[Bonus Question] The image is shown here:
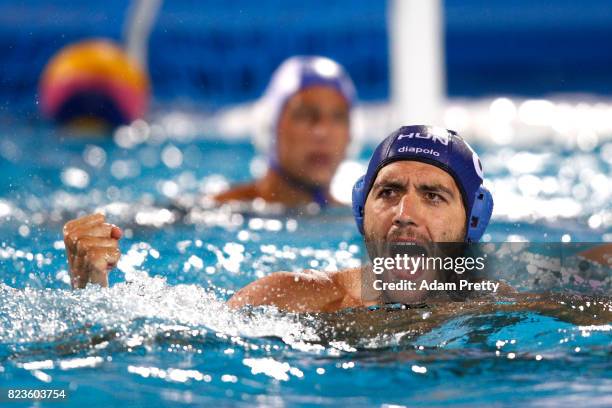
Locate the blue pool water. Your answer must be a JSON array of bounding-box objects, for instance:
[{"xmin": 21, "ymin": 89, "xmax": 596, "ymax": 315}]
[{"xmin": 0, "ymin": 118, "xmax": 611, "ymax": 407}]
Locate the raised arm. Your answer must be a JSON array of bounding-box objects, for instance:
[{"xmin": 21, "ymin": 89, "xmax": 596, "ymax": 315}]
[{"xmin": 63, "ymin": 213, "xmax": 123, "ymax": 288}]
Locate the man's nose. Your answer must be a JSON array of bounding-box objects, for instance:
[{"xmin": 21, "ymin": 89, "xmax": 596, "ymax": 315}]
[
  {"xmin": 392, "ymin": 193, "xmax": 423, "ymax": 228},
  {"xmin": 311, "ymin": 114, "xmax": 333, "ymax": 140}
]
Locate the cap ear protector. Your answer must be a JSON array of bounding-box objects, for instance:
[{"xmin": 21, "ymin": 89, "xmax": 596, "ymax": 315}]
[
  {"xmin": 351, "ymin": 125, "xmax": 494, "ymax": 242},
  {"xmin": 465, "ymin": 185, "xmax": 493, "ymax": 242},
  {"xmin": 352, "ymin": 174, "xmax": 366, "ymax": 235}
]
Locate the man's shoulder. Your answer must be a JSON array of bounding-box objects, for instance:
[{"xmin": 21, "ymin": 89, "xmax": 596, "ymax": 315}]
[
  {"xmin": 330, "ymin": 267, "xmax": 363, "ymax": 300},
  {"xmin": 213, "ymin": 183, "xmax": 259, "ymax": 203},
  {"xmin": 278, "ymin": 268, "xmax": 362, "ymax": 297},
  {"xmin": 331, "ymin": 267, "xmax": 362, "ymax": 282}
]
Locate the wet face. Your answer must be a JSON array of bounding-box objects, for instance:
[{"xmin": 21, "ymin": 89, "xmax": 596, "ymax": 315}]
[
  {"xmin": 276, "ymin": 86, "xmax": 350, "ymax": 187},
  {"xmin": 362, "ymin": 161, "xmax": 467, "ymax": 303}
]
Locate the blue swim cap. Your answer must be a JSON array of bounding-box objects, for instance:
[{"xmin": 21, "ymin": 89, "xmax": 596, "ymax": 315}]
[{"xmin": 352, "ymin": 125, "xmax": 493, "ymax": 242}]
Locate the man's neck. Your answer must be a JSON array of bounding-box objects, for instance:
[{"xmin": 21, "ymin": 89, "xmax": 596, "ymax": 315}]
[{"xmin": 254, "ymin": 169, "xmax": 329, "ymax": 207}]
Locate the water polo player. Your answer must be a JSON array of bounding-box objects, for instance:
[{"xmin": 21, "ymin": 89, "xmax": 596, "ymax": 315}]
[
  {"xmin": 64, "ymin": 125, "xmax": 498, "ymax": 308},
  {"xmin": 226, "ymin": 125, "xmax": 495, "ymax": 309},
  {"xmin": 213, "ymin": 56, "xmax": 357, "ymax": 208}
]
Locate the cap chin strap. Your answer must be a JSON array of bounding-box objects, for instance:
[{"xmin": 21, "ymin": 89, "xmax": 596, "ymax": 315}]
[{"xmin": 269, "ymin": 158, "xmax": 329, "ymax": 208}]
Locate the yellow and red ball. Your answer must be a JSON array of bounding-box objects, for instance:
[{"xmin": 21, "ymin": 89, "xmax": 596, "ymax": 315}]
[{"xmin": 39, "ymin": 39, "xmax": 149, "ymax": 127}]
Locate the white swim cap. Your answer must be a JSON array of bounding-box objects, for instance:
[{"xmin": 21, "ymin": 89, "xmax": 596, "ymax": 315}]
[{"xmin": 251, "ymin": 56, "xmax": 358, "ymax": 162}]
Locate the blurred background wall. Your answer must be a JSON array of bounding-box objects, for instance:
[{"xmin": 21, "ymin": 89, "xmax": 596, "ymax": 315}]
[{"xmin": 2, "ymin": 0, "xmax": 612, "ymax": 113}]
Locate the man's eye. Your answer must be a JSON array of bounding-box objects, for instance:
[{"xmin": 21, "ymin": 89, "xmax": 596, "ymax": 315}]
[
  {"xmin": 425, "ymin": 192, "xmax": 443, "ymax": 203},
  {"xmin": 293, "ymin": 109, "xmax": 317, "ymax": 122},
  {"xmin": 332, "ymin": 111, "xmax": 349, "ymax": 124},
  {"xmin": 378, "ymin": 188, "xmax": 395, "ymax": 198}
]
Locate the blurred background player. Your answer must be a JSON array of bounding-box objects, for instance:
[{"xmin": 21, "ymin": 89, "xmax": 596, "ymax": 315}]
[{"xmin": 213, "ymin": 56, "xmax": 357, "ymax": 208}]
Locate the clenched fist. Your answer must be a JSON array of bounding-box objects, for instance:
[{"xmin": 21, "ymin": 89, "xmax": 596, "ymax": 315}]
[{"xmin": 63, "ymin": 213, "xmax": 122, "ymax": 288}]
